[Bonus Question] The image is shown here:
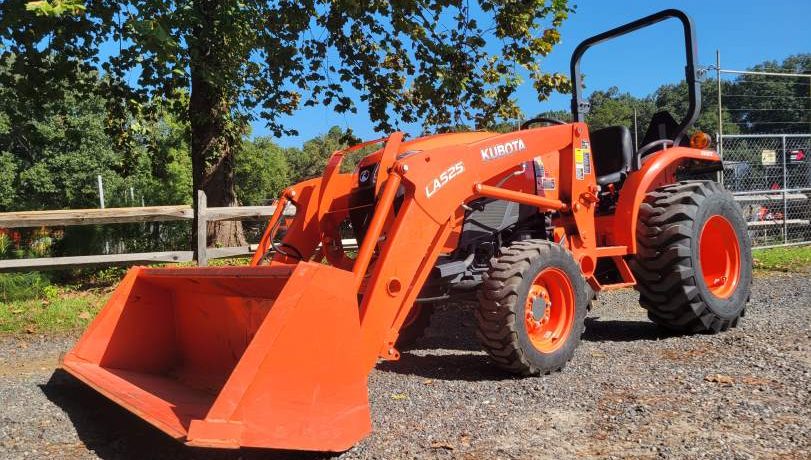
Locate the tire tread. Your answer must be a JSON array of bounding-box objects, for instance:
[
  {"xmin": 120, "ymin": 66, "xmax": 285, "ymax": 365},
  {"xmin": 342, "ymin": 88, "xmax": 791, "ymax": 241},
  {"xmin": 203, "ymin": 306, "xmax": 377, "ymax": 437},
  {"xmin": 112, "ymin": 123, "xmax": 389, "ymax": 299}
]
[{"xmin": 632, "ymin": 181, "xmax": 749, "ymax": 333}]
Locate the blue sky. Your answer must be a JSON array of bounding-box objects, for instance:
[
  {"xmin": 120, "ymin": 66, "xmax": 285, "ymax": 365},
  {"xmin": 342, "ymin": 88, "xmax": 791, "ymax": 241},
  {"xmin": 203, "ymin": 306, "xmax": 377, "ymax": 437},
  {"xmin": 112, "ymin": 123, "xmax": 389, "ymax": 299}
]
[{"xmin": 262, "ymin": 0, "xmax": 809, "ymax": 147}]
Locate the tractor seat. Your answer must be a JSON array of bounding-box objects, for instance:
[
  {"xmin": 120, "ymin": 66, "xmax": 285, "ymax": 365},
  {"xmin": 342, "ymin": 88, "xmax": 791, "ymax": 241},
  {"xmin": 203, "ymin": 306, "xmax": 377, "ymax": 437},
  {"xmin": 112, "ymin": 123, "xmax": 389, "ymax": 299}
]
[{"xmin": 590, "ymin": 126, "xmax": 634, "ymax": 186}]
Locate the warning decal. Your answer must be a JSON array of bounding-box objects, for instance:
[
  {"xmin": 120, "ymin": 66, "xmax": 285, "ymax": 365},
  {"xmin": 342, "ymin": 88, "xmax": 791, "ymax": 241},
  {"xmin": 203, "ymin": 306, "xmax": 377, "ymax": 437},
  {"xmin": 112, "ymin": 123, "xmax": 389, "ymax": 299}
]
[
  {"xmin": 533, "ymin": 156, "xmax": 556, "ymax": 191},
  {"xmin": 534, "ymin": 157, "xmax": 545, "ymax": 178},
  {"xmin": 575, "ymin": 149, "xmax": 585, "ymax": 180},
  {"xmin": 575, "ymin": 143, "xmax": 591, "ymax": 181}
]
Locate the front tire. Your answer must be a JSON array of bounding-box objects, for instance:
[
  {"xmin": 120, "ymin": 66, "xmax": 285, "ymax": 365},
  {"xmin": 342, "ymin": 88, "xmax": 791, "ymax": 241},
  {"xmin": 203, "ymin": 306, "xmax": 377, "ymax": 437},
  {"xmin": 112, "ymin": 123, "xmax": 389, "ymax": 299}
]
[
  {"xmin": 631, "ymin": 181, "xmax": 752, "ymax": 333},
  {"xmin": 476, "ymin": 240, "xmax": 588, "ymax": 375}
]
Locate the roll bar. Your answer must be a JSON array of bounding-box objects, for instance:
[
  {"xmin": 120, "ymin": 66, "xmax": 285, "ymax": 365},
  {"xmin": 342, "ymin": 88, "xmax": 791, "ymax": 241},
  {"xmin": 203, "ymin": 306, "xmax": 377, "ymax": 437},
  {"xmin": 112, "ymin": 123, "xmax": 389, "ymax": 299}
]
[{"xmin": 570, "ymin": 9, "xmax": 701, "ymax": 145}]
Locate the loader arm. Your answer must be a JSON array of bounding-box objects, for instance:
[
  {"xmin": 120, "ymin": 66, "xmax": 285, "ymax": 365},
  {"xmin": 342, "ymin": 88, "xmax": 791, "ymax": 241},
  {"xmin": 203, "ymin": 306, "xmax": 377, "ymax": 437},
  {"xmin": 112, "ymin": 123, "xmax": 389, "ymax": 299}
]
[
  {"xmin": 256, "ymin": 124, "xmax": 599, "ymax": 367},
  {"xmin": 355, "ymin": 126, "xmax": 593, "ymax": 364}
]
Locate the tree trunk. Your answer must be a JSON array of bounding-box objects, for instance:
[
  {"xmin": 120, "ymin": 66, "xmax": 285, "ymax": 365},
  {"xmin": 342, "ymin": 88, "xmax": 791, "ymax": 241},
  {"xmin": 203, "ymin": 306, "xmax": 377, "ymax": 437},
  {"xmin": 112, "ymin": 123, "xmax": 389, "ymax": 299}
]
[{"xmin": 189, "ymin": 3, "xmax": 246, "ymax": 252}]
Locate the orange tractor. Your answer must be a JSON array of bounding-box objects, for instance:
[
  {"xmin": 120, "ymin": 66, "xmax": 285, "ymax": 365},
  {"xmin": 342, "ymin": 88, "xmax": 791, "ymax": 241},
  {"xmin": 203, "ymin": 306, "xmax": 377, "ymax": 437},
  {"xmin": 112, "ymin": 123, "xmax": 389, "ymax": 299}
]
[{"xmin": 61, "ymin": 9, "xmax": 751, "ymax": 452}]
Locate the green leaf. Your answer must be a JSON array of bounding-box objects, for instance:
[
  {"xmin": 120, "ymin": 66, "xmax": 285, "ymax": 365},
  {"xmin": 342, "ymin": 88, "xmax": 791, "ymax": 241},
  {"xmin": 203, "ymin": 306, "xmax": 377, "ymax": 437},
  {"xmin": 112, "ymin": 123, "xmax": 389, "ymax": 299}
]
[{"xmin": 26, "ymin": 0, "xmax": 86, "ymax": 17}]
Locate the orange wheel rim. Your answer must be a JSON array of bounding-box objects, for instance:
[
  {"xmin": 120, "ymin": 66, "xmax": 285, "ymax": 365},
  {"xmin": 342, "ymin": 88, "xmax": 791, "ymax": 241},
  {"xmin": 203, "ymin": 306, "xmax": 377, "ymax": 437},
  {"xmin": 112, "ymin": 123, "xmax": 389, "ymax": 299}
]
[
  {"xmin": 699, "ymin": 215, "xmax": 741, "ymax": 299},
  {"xmin": 524, "ymin": 268, "xmax": 575, "ymax": 353}
]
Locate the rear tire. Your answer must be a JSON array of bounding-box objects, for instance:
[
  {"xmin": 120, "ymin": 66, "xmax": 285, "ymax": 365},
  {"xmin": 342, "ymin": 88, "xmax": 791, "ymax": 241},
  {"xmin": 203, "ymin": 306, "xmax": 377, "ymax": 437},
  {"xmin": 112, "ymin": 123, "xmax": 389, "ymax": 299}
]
[
  {"xmin": 476, "ymin": 240, "xmax": 588, "ymax": 375},
  {"xmin": 631, "ymin": 181, "xmax": 752, "ymax": 333}
]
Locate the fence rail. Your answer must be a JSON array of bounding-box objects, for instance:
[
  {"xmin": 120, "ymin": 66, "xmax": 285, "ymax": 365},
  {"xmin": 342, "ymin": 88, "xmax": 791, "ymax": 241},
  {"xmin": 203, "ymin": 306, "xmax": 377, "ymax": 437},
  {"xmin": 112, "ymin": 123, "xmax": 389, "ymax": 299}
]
[
  {"xmin": 0, "ymin": 191, "xmax": 280, "ymax": 272},
  {"xmin": 0, "ymin": 206, "xmax": 194, "ymax": 228},
  {"xmin": 0, "ymin": 204, "xmax": 282, "ymax": 228}
]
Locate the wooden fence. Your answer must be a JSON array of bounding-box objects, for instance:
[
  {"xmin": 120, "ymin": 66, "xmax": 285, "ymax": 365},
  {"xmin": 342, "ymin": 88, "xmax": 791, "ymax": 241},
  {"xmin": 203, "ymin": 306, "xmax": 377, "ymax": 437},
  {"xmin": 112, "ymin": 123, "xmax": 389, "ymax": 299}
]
[{"xmin": 0, "ymin": 191, "xmax": 281, "ymax": 272}]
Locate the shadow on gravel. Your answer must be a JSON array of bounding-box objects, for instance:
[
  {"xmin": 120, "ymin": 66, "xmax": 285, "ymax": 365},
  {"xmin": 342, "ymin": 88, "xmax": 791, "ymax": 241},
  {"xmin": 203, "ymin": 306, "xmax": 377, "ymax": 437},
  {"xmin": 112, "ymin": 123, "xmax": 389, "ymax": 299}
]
[
  {"xmin": 413, "ymin": 331, "xmax": 481, "ymax": 352},
  {"xmin": 382, "ymin": 319, "xmax": 679, "ymax": 380},
  {"xmin": 380, "ymin": 310, "xmax": 682, "ymax": 380},
  {"xmin": 582, "ymin": 317, "xmax": 679, "ymax": 342},
  {"xmin": 377, "ymin": 351, "xmax": 513, "ymax": 382},
  {"xmin": 417, "ymin": 304, "xmax": 482, "ymax": 352},
  {"xmin": 40, "ymin": 370, "xmax": 334, "ymax": 460}
]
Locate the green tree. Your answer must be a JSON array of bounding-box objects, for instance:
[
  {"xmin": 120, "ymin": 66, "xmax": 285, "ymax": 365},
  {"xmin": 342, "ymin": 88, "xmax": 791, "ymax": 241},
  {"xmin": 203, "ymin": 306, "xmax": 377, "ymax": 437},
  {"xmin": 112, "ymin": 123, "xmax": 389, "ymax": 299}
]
[
  {"xmin": 0, "ymin": 52, "xmax": 192, "ymax": 211},
  {"xmin": 235, "ymin": 137, "xmax": 289, "ymax": 206},
  {"xmin": 0, "ymin": 83, "xmax": 122, "ymax": 209},
  {"xmin": 132, "ymin": 99, "xmax": 194, "ymax": 206},
  {"xmin": 4, "ymin": 0, "xmax": 574, "ymax": 248},
  {"xmin": 0, "ymin": 109, "xmax": 14, "ymax": 209},
  {"xmin": 535, "ymin": 109, "xmax": 573, "ymax": 122},
  {"xmin": 652, "ymin": 80, "xmax": 739, "ymax": 136},
  {"xmin": 582, "ymin": 80, "xmax": 739, "ymax": 147},
  {"xmin": 585, "ymin": 87, "xmax": 654, "ymax": 134},
  {"xmin": 724, "ymin": 54, "xmax": 810, "ymax": 134},
  {"xmin": 0, "ymin": 152, "xmax": 16, "ymax": 209},
  {"xmin": 287, "ymin": 126, "xmax": 352, "ymax": 183}
]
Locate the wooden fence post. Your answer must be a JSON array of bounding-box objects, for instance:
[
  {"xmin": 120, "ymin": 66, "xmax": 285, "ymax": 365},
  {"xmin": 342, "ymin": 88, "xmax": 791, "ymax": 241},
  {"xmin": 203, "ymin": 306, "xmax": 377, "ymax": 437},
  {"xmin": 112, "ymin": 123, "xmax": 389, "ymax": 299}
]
[{"xmin": 196, "ymin": 190, "xmax": 208, "ymax": 267}]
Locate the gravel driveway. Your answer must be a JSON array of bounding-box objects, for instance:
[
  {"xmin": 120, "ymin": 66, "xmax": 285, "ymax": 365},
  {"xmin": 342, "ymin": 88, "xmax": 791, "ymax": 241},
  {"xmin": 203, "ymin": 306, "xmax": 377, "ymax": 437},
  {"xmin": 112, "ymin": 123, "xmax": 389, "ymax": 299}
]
[{"xmin": 1, "ymin": 271, "xmax": 809, "ymax": 459}]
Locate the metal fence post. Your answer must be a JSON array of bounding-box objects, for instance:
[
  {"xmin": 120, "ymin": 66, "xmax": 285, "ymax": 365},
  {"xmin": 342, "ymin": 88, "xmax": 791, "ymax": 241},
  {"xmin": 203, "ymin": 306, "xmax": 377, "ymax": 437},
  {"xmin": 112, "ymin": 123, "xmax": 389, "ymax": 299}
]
[
  {"xmin": 196, "ymin": 190, "xmax": 208, "ymax": 267},
  {"xmin": 716, "ymin": 50, "xmax": 723, "ymax": 157},
  {"xmin": 716, "ymin": 50, "xmax": 725, "ymax": 185},
  {"xmin": 781, "ymin": 135, "xmax": 788, "ymax": 245},
  {"xmin": 716, "ymin": 133, "xmax": 723, "ymax": 184}
]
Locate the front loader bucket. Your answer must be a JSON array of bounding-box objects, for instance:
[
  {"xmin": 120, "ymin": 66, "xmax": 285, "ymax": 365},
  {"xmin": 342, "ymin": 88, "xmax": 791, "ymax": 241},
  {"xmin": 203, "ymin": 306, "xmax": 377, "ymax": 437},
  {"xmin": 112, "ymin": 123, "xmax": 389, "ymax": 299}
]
[{"xmin": 61, "ymin": 262, "xmax": 371, "ymax": 451}]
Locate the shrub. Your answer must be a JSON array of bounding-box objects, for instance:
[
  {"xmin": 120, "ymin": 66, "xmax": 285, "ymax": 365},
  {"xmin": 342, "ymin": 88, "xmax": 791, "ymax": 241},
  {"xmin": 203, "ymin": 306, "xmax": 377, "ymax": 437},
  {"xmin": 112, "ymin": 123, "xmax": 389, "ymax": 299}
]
[
  {"xmin": 0, "ymin": 272, "xmax": 52, "ymax": 302},
  {"xmin": 30, "ymin": 235, "xmax": 53, "ymax": 257}
]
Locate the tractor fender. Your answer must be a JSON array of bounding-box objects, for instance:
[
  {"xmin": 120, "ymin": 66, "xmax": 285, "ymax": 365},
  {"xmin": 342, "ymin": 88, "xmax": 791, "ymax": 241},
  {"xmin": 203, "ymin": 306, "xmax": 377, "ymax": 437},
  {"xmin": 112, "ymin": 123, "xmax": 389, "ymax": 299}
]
[{"xmin": 614, "ymin": 147, "xmax": 721, "ymax": 253}]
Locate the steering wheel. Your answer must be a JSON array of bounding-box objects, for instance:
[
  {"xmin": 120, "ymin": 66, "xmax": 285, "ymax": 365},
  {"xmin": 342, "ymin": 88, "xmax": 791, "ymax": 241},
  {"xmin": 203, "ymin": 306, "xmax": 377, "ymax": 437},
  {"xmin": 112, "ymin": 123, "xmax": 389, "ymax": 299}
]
[
  {"xmin": 637, "ymin": 139, "xmax": 675, "ymax": 157},
  {"xmin": 635, "ymin": 139, "xmax": 675, "ymax": 168},
  {"xmin": 520, "ymin": 117, "xmax": 568, "ymax": 130}
]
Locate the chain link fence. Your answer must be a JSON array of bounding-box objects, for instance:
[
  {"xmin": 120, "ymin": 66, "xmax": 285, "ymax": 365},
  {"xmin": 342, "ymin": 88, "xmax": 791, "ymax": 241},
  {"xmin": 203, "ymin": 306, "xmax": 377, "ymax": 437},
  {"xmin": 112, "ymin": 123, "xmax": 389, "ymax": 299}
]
[
  {"xmin": 721, "ymin": 134, "xmax": 811, "ymax": 248},
  {"xmin": 713, "ymin": 55, "xmax": 811, "ymax": 248}
]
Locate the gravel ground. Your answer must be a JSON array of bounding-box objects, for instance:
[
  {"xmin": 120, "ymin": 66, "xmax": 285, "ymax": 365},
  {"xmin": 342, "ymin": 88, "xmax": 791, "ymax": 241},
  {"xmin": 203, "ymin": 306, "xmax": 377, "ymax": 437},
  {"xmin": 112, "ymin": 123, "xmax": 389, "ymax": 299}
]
[{"xmin": 0, "ymin": 271, "xmax": 809, "ymax": 459}]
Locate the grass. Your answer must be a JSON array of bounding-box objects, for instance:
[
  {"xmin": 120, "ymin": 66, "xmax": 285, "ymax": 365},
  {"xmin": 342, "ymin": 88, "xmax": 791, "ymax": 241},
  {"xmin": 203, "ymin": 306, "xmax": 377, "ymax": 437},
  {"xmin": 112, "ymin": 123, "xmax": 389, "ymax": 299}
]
[
  {"xmin": 0, "ymin": 289, "xmax": 109, "ymax": 334},
  {"xmin": 0, "ymin": 258, "xmax": 250, "ymax": 335},
  {"xmin": 0, "ymin": 270, "xmax": 115, "ymax": 334},
  {"xmin": 0, "ymin": 272, "xmax": 54, "ymax": 302},
  {"xmin": 753, "ymin": 245, "xmax": 811, "ymax": 272}
]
